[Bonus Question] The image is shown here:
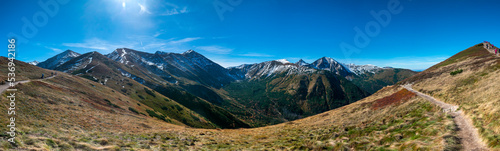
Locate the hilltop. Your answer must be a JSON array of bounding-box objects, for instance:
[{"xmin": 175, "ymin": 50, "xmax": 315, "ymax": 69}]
[{"xmin": 401, "ymin": 42, "xmax": 500, "ymax": 149}]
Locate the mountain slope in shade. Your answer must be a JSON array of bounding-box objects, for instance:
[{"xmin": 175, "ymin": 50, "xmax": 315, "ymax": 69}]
[
  {"xmin": 225, "ymin": 57, "xmax": 413, "ymax": 125},
  {"xmin": 103, "ymin": 48, "xmax": 252, "ymax": 128},
  {"xmin": 35, "ymin": 48, "xmax": 413, "ymax": 128},
  {"xmin": 351, "ymin": 68, "xmax": 417, "ymax": 94},
  {"xmin": 106, "ymin": 48, "xmax": 239, "ymax": 88},
  {"xmin": 37, "ymin": 50, "xmax": 80, "ymax": 69},
  {"xmin": 290, "ymin": 59, "xmax": 417, "ymax": 94},
  {"xmin": 226, "ymin": 60, "xmax": 369, "ymax": 125},
  {"xmin": 343, "ymin": 63, "xmax": 383, "ymax": 75},
  {"xmin": 51, "ymin": 51, "xmax": 218, "ymax": 128},
  {"xmin": 309, "ymin": 57, "xmax": 353, "ymax": 78},
  {"xmin": 102, "ymin": 48, "xmax": 369, "ymax": 127},
  {"xmin": 295, "ymin": 59, "xmax": 309, "ymax": 66},
  {"xmin": 229, "ymin": 60, "xmax": 316, "ymax": 79},
  {"xmin": 51, "ymin": 50, "xmax": 250, "ymax": 129},
  {"xmin": 343, "ymin": 63, "xmax": 418, "ymax": 94}
]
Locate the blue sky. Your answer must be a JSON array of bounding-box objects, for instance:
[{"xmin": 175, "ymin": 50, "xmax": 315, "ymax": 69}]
[{"xmin": 2, "ymin": 0, "xmax": 500, "ymax": 70}]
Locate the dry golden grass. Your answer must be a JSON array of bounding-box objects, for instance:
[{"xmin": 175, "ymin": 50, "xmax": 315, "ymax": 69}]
[
  {"xmin": 410, "ymin": 46, "xmax": 500, "ymax": 149},
  {"xmin": 0, "ymin": 76, "xmax": 456, "ymax": 150},
  {"xmin": 0, "ymin": 58, "xmax": 54, "ymax": 83},
  {"xmin": 0, "ymin": 57, "xmax": 465, "ymax": 150}
]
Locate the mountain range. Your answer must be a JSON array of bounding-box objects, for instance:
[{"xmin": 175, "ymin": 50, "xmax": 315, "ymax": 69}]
[
  {"xmin": 29, "ymin": 48, "xmax": 416, "ymax": 128},
  {"xmin": 1, "ymin": 43, "xmax": 499, "ymax": 150}
]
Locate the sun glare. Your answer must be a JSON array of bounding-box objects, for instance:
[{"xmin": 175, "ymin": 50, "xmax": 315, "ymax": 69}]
[{"xmin": 122, "ymin": 2, "xmax": 126, "ymax": 8}]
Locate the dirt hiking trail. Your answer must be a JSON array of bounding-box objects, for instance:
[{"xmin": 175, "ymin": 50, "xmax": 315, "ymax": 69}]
[
  {"xmin": 403, "ymin": 84, "xmax": 488, "ymax": 151},
  {"xmin": 0, "ymin": 75, "xmax": 56, "ymax": 94}
]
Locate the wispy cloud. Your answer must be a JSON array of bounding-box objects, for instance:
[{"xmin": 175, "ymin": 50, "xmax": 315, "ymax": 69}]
[
  {"xmin": 196, "ymin": 46, "xmax": 233, "ymax": 54},
  {"xmin": 160, "ymin": 7, "xmax": 188, "ymax": 16},
  {"xmin": 337, "ymin": 56, "xmax": 450, "ymax": 70},
  {"xmin": 238, "ymin": 53, "xmax": 274, "ymax": 57},
  {"xmin": 153, "ymin": 30, "xmax": 166, "ymax": 38},
  {"xmin": 138, "ymin": 1, "xmax": 189, "ymax": 16},
  {"xmin": 140, "ymin": 37, "xmax": 201, "ymax": 52},
  {"xmin": 170, "ymin": 37, "xmax": 201, "ymax": 44},
  {"xmin": 214, "ymin": 60, "xmax": 253, "ymax": 68},
  {"xmin": 62, "ymin": 38, "xmax": 134, "ymax": 53},
  {"xmin": 138, "ymin": 3, "xmax": 152, "ymax": 14},
  {"xmin": 45, "ymin": 46, "xmax": 63, "ymax": 52},
  {"xmin": 204, "ymin": 56, "xmax": 262, "ymax": 68},
  {"xmin": 62, "ymin": 37, "xmax": 201, "ymax": 54},
  {"xmin": 154, "ymin": 33, "xmax": 162, "ymax": 37}
]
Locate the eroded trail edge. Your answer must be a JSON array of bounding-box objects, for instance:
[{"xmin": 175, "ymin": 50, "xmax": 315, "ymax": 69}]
[
  {"xmin": 0, "ymin": 75, "xmax": 57, "ymax": 94},
  {"xmin": 402, "ymin": 84, "xmax": 487, "ymax": 151}
]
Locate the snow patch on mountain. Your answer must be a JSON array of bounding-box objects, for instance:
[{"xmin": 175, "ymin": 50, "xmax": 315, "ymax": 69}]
[
  {"xmin": 183, "ymin": 50, "xmax": 195, "ymax": 54},
  {"xmin": 63, "ymin": 57, "xmax": 88, "ymax": 73},
  {"xmin": 275, "ymin": 59, "xmax": 291, "ymax": 64},
  {"xmin": 28, "ymin": 61, "xmax": 39, "ymax": 66},
  {"xmin": 295, "ymin": 59, "xmax": 309, "ymax": 66},
  {"xmin": 106, "ymin": 48, "xmax": 239, "ymax": 88},
  {"xmin": 309, "ymin": 57, "xmax": 352, "ymax": 77},
  {"xmin": 343, "ymin": 63, "xmax": 382, "ymax": 75},
  {"xmin": 107, "ymin": 48, "xmax": 130, "ymax": 65},
  {"xmin": 230, "ymin": 60, "xmax": 316, "ymax": 79},
  {"xmin": 85, "ymin": 63, "xmax": 99, "ymax": 73},
  {"xmin": 37, "ymin": 50, "xmax": 81, "ymax": 69},
  {"xmin": 121, "ymin": 48, "xmax": 127, "ymax": 57},
  {"xmin": 118, "ymin": 68, "xmax": 131, "ymax": 78},
  {"xmin": 141, "ymin": 58, "xmax": 155, "ymax": 66}
]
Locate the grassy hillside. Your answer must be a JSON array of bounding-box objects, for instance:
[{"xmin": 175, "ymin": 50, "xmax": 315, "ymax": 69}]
[
  {"xmin": 209, "ymin": 87, "xmax": 456, "ymax": 150},
  {"xmin": 0, "ymin": 57, "xmax": 54, "ymax": 82},
  {"xmin": 0, "ymin": 67, "xmax": 189, "ymax": 150},
  {"xmin": 54, "ymin": 52, "xmax": 217, "ymax": 128},
  {"xmin": 402, "ymin": 43, "xmax": 500, "ymax": 149},
  {"xmin": 51, "ymin": 52, "xmax": 252, "ymax": 129},
  {"xmin": 0, "ymin": 78, "xmax": 457, "ymax": 150},
  {"xmin": 429, "ymin": 43, "xmax": 491, "ymax": 70}
]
